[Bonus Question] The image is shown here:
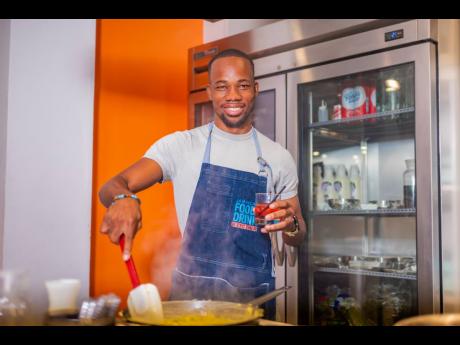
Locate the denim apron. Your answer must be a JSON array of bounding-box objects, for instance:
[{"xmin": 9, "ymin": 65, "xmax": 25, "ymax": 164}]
[{"xmin": 169, "ymin": 123, "xmax": 276, "ymax": 319}]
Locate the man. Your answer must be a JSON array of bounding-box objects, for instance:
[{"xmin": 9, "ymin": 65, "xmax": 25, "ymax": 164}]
[{"xmin": 99, "ymin": 49, "xmax": 306, "ymax": 319}]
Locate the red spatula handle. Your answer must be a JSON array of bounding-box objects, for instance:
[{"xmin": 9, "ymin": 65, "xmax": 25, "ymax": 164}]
[{"xmin": 119, "ymin": 234, "xmax": 141, "ymax": 288}]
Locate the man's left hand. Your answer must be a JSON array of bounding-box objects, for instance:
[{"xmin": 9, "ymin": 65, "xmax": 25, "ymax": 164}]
[{"xmin": 260, "ymin": 200, "xmax": 295, "ymax": 234}]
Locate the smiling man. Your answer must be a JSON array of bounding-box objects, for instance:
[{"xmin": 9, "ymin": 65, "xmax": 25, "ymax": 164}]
[
  {"xmin": 98, "ymin": 49, "xmax": 306, "ymax": 320},
  {"xmin": 208, "ymin": 54, "xmax": 257, "ymax": 131}
]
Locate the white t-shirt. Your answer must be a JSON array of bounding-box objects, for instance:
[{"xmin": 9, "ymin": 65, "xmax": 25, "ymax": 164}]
[{"xmin": 144, "ymin": 124, "xmax": 299, "ymax": 235}]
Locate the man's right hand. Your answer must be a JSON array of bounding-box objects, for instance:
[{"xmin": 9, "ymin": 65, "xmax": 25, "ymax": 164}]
[
  {"xmin": 100, "ymin": 197, "xmax": 142, "ymax": 261},
  {"xmin": 98, "ymin": 158, "xmax": 164, "ymax": 261}
]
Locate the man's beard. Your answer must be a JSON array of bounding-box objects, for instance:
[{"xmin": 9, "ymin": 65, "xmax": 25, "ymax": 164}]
[{"xmin": 216, "ymin": 107, "xmax": 254, "ymax": 129}]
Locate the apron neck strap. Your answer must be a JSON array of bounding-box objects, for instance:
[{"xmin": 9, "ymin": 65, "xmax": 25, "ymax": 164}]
[
  {"xmin": 202, "ymin": 122, "xmax": 214, "ymax": 163},
  {"xmin": 202, "ymin": 122, "xmax": 274, "ymax": 194},
  {"xmin": 202, "ymin": 122, "xmax": 263, "ymax": 163}
]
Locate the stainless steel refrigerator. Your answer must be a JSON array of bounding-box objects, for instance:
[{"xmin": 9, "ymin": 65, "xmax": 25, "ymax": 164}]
[{"xmin": 188, "ymin": 19, "xmax": 460, "ymax": 325}]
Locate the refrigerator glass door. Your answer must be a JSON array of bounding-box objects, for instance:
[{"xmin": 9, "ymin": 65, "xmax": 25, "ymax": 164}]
[
  {"xmin": 257, "ymin": 75, "xmax": 287, "ymax": 322},
  {"xmin": 287, "ymin": 42, "xmax": 438, "ymax": 325}
]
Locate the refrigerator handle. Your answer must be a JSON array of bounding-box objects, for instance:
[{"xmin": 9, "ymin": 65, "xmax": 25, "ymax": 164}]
[
  {"xmin": 286, "ymin": 244, "xmax": 297, "ymax": 267},
  {"xmin": 270, "ymin": 232, "xmax": 285, "ymax": 266}
]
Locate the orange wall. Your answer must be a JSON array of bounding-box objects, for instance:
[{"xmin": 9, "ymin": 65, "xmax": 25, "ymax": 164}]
[{"xmin": 91, "ymin": 19, "xmax": 203, "ymax": 307}]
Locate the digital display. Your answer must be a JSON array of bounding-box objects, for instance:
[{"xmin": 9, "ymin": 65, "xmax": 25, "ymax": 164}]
[
  {"xmin": 385, "ymin": 29, "xmax": 404, "ymax": 42},
  {"xmin": 193, "ymin": 47, "xmax": 218, "ymax": 61}
]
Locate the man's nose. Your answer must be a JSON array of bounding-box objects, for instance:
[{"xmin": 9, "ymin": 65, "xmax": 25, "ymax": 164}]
[{"xmin": 225, "ymin": 85, "xmax": 242, "ymax": 100}]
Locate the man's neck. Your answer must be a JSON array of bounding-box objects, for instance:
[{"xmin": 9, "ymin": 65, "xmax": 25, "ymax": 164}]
[{"xmin": 213, "ymin": 119, "xmax": 252, "ymax": 135}]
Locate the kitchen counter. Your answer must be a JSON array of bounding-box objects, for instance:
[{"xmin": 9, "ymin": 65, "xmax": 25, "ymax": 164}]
[
  {"xmin": 115, "ymin": 318, "xmax": 293, "ymax": 326},
  {"xmin": 257, "ymin": 319, "xmax": 293, "ymax": 326}
]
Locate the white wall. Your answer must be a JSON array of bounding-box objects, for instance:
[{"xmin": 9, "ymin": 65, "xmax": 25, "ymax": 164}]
[
  {"xmin": 203, "ymin": 19, "xmax": 281, "ymax": 43},
  {"xmin": 0, "ymin": 20, "xmax": 10, "ymax": 269},
  {"xmin": 439, "ymin": 19, "xmax": 460, "ymax": 313},
  {"xmin": 0, "ymin": 19, "xmax": 96, "ymax": 323}
]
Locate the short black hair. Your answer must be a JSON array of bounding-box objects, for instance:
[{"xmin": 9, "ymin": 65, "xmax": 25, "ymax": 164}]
[{"xmin": 207, "ymin": 48, "xmax": 255, "ymax": 79}]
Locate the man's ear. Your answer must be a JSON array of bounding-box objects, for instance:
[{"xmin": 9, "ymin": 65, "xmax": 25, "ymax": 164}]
[
  {"xmin": 254, "ymin": 81, "xmax": 259, "ymax": 97},
  {"xmin": 206, "ymin": 84, "xmax": 212, "ymax": 100}
]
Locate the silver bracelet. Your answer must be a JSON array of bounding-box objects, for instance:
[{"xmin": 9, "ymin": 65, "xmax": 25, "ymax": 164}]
[{"xmin": 111, "ymin": 193, "xmax": 141, "ymax": 206}]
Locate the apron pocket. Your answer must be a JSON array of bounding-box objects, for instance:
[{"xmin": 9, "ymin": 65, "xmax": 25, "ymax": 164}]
[{"xmin": 199, "ymin": 195, "xmax": 232, "ymax": 229}]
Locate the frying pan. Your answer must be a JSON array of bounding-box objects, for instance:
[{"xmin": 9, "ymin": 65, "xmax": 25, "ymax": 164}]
[{"xmin": 121, "ymin": 286, "xmax": 291, "ymax": 326}]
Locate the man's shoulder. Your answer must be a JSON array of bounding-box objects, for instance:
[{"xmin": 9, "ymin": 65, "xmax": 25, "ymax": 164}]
[
  {"xmin": 161, "ymin": 124, "xmax": 208, "ymax": 145},
  {"xmin": 187, "ymin": 123, "xmax": 209, "ymax": 138},
  {"xmin": 255, "ymin": 130, "xmax": 291, "ymax": 157},
  {"xmin": 255, "ymin": 129, "xmax": 296, "ymax": 176}
]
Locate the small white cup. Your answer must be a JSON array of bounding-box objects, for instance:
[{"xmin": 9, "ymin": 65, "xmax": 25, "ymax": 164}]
[{"xmin": 45, "ymin": 279, "xmax": 81, "ymax": 316}]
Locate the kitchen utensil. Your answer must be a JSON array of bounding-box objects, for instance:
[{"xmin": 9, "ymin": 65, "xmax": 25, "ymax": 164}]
[
  {"xmin": 361, "ymin": 203, "xmax": 378, "ymax": 210},
  {"xmin": 378, "ymin": 200, "xmax": 390, "ymax": 209},
  {"xmin": 388, "ymin": 200, "xmax": 403, "ymax": 209},
  {"xmin": 127, "ymin": 283, "xmax": 163, "ymax": 325},
  {"xmin": 327, "ymin": 198, "xmax": 347, "ymax": 210},
  {"xmin": 45, "ymin": 293, "xmax": 121, "ymax": 326},
  {"xmin": 346, "ymin": 198, "xmax": 361, "ymax": 209},
  {"xmin": 245, "ymin": 286, "xmax": 291, "ymax": 307},
  {"xmin": 78, "ymin": 294, "xmax": 121, "ymax": 326},
  {"xmin": 121, "ymin": 286, "xmax": 291, "ymax": 326},
  {"xmin": 119, "ymin": 234, "xmax": 141, "ymax": 288}
]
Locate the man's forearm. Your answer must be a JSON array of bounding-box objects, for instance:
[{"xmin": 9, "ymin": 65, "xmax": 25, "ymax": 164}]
[{"xmin": 99, "ymin": 175, "xmax": 133, "ymax": 208}]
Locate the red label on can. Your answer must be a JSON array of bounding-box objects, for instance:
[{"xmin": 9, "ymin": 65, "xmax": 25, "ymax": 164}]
[
  {"xmin": 368, "ymin": 86, "xmax": 377, "ymax": 114},
  {"xmin": 341, "ymin": 86, "xmax": 367, "ymax": 118},
  {"xmin": 332, "ymin": 105, "xmax": 342, "ymax": 120}
]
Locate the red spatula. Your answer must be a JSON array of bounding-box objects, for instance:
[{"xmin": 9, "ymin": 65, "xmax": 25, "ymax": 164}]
[{"xmin": 119, "ymin": 234, "xmax": 141, "ymax": 289}]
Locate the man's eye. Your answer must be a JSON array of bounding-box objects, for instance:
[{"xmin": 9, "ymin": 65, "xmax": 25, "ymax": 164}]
[
  {"xmin": 215, "ymin": 85, "xmax": 227, "ymax": 91},
  {"xmin": 239, "ymin": 84, "xmax": 251, "ymax": 89}
]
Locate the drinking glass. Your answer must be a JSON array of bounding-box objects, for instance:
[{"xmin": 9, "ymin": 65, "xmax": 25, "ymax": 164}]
[
  {"xmin": 45, "ymin": 279, "xmax": 81, "ymax": 316},
  {"xmin": 255, "ymin": 192, "xmax": 279, "ymax": 226},
  {"xmin": 0, "ymin": 270, "xmax": 30, "ymax": 325}
]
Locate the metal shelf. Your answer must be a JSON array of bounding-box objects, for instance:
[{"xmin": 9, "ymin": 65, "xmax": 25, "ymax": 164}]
[
  {"xmin": 314, "ymin": 266, "xmax": 417, "ymax": 281},
  {"xmin": 309, "ymin": 208, "xmax": 416, "ymax": 217},
  {"xmin": 308, "ymin": 107, "xmax": 415, "ymax": 128}
]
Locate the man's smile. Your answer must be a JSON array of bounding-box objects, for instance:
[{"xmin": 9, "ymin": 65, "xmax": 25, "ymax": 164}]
[{"xmin": 223, "ymin": 103, "xmax": 245, "ymax": 116}]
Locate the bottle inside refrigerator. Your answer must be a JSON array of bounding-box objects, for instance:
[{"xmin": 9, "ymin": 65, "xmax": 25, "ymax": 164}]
[
  {"xmin": 403, "ymin": 158, "xmax": 416, "ymax": 208},
  {"xmin": 349, "ymin": 164, "xmax": 362, "ymax": 201},
  {"xmin": 334, "ymin": 164, "xmax": 351, "ymax": 201},
  {"xmin": 318, "ymin": 100, "xmax": 329, "ymax": 122},
  {"xmin": 322, "ymin": 165, "xmax": 336, "ymax": 207},
  {"xmin": 313, "ymin": 164, "xmax": 323, "ymax": 210}
]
